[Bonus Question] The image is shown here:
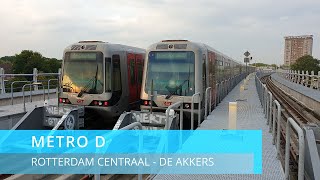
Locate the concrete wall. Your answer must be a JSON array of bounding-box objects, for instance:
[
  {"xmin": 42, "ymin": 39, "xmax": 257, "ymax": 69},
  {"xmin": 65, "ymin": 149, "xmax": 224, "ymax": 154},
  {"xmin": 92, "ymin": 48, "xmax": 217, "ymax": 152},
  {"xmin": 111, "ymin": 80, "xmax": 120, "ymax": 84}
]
[{"xmin": 0, "ymin": 112, "xmax": 26, "ymax": 129}]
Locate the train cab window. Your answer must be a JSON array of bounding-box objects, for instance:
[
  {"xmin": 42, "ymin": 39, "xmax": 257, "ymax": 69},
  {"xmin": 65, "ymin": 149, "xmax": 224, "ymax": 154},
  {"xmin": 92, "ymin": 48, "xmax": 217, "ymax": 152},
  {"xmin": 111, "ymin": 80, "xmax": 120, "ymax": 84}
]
[
  {"xmin": 112, "ymin": 55, "xmax": 122, "ymax": 91},
  {"xmin": 62, "ymin": 52, "xmax": 104, "ymax": 94},
  {"xmin": 146, "ymin": 51, "xmax": 195, "ymax": 96},
  {"xmin": 105, "ymin": 58, "xmax": 112, "ymax": 92}
]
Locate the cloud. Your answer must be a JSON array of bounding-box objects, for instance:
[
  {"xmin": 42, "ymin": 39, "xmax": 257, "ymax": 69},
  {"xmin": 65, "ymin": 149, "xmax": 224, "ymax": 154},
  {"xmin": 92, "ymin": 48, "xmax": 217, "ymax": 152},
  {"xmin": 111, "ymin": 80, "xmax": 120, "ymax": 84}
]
[
  {"xmin": 280, "ymin": 16, "xmax": 289, "ymax": 21},
  {"xmin": 0, "ymin": 0, "xmax": 319, "ymax": 64}
]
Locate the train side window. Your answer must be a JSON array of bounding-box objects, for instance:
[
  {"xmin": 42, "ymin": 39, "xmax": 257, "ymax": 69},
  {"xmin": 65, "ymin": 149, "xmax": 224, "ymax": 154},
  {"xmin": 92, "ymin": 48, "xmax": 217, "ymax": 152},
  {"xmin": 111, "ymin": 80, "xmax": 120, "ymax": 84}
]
[
  {"xmin": 130, "ymin": 59, "xmax": 135, "ymax": 85},
  {"xmin": 105, "ymin": 57, "xmax": 112, "ymax": 92},
  {"xmin": 112, "ymin": 55, "xmax": 122, "ymax": 91}
]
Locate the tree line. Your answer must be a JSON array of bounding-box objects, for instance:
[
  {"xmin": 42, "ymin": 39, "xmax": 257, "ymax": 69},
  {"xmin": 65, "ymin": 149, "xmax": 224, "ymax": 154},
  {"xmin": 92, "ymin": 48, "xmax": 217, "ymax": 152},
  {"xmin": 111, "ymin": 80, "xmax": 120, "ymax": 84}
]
[
  {"xmin": 290, "ymin": 55, "xmax": 320, "ymax": 75},
  {"xmin": 0, "ymin": 50, "xmax": 61, "ymax": 74},
  {"xmin": 0, "ymin": 50, "xmax": 62, "ymax": 92},
  {"xmin": 249, "ymin": 55, "xmax": 320, "ymax": 75}
]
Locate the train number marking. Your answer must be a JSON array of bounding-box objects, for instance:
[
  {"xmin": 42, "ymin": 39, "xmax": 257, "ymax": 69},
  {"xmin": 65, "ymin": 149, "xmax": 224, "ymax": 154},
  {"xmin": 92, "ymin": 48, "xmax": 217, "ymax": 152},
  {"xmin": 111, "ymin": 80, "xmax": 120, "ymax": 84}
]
[{"xmin": 77, "ymin": 99, "xmax": 84, "ymax": 104}]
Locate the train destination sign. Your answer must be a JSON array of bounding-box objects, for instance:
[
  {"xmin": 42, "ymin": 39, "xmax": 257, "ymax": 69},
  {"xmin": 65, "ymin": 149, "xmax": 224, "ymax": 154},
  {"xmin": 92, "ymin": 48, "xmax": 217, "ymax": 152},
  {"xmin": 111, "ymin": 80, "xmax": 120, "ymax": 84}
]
[
  {"xmin": 69, "ymin": 52, "xmax": 97, "ymax": 60},
  {"xmin": 155, "ymin": 52, "xmax": 188, "ymax": 59}
]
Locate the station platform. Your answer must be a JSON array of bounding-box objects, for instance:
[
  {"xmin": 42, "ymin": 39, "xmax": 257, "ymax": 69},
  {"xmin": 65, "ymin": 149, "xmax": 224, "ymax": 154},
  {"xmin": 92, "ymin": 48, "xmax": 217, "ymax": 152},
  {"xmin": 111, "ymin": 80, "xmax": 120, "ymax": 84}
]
[
  {"xmin": 0, "ymin": 98, "xmax": 57, "ymax": 117},
  {"xmin": 154, "ymin": 74, "xmax": 285, "ymax": 179}
]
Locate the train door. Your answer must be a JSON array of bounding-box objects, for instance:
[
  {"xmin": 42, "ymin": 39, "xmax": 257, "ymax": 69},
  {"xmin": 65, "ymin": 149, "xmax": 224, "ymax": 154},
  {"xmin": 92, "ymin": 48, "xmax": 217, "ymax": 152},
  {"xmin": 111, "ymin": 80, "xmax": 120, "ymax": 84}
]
[
  {"xmin": 135, "ymin": 54, "xmax": 144, "ymax": 99},
  {"xmin": 202, "ymin": 53, "xmax": 208, "ymax": 117},
  {"xmin": 127, "ymin": 53, "xmax": 138, "ymax": 103},
  {"xmin": 202, "ymin": 54, "xmax": 207, "ymax": 95},
  {"xmin": 111, "ymin": 54, "xmax": 122, "ymax": 104},
  {"xmin": 208, "ymin": 51, "xmax": 216, "ymax": 108}
]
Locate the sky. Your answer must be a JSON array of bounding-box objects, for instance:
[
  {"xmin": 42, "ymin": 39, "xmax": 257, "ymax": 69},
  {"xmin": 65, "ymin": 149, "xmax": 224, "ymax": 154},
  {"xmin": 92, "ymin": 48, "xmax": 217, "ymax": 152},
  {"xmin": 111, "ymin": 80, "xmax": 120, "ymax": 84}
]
[{"xmin": 0, "ymin": 0, "xmax": 319, "ymax": 65}]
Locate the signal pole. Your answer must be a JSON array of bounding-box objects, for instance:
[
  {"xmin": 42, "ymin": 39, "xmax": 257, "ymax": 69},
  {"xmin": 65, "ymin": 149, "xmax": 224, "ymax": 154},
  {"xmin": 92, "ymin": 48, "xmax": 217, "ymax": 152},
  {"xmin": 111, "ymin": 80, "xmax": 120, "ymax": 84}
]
[{"xmin": 244, "ymin": 51, "xmax": 250, "ymax": 74}]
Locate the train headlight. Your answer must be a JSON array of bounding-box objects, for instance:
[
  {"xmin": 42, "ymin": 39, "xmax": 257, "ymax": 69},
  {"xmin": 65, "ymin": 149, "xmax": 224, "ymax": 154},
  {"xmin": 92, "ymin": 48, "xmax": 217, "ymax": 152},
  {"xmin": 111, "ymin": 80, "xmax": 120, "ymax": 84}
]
[
  {"xmin": 144, "ymin": 100, "xmax": 149, "ymax": 106},
  {"xmin": 59, "ymin": 98, "xmax": 71, "ymax": 104},
  {"xmin": 90, "ymin": 100, "xmax": 109, "ymax": 107},
  {"xmin": 184, "ymin": 103, "xmax": 190, "ymax": 109}
]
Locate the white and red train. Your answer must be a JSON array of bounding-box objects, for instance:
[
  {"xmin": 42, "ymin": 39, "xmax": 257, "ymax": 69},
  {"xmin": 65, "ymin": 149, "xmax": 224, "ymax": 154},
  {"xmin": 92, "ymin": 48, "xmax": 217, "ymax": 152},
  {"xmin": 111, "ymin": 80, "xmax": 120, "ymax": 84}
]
[
  {"xmin": 140, "ymin": 40, "xmax": 255, "ymax": 127},
  {"xmin": 59, "ymin": 41, "xmax": 145, "ymax": 120}
]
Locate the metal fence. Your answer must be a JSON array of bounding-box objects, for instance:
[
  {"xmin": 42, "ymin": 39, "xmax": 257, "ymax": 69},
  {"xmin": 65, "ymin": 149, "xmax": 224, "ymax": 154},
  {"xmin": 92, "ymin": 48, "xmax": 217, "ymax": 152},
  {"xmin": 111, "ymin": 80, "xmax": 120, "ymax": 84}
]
[
  {"xmin": 255, "ymin": 72, "xmax": 305, "ymax": 180},
  {"xmin": 277, "ymin": 69, "xmax": 320, "ymax": 90},
  {"xmin": 0, "ymin": 67, "xmax": 61, "ymax": 94}
]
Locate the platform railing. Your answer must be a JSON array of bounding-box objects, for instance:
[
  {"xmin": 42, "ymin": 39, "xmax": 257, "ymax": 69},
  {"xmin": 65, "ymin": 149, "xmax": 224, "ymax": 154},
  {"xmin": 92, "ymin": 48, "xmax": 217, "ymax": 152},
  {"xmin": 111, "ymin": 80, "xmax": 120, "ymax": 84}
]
[
  {"xmin": 11, "ymin": 80, "xmax": 31, "ymax": 105},
  {"xmin": 94, "ymin": 121, "xmax": 143, "ymax": 180},
  {"xmin": 204, "ymin": 87, "xmax": 212, "ymax": 118},
  {"xmin": 0, "ymin": 67, "xmax": 61, "ymax": 94},
  {"xmin": 47, "ymin": 79, "xmax": 58, "ymax": 100},
  {"xmin": 263, "ymin": 85, "xmax": 268, "ymax": 116},
  {"xmin": 22, "ymin": 83, "xmax": 45, "ymax": 112},
  {"xmin": 9, "ymin": 79, "xmax": 58, "ymax": 105},
  {"xmin": 256, "ymin": 73, "xmax": 307, "ymax": 180},
  {"xmin": 215, "ymin": 83, "xmax": 218, "ymax": 108},
  {"xmin": 165, "ymin": 101, "xmax": 183, "ymax": 130},
  {"xmin": 120, "ymin": 122, "xmax": 143, "ymax": 130},
  {"xmin": 215, "ymin": 73, "xmax": 249, "ymax": 108},
  {"xmin": 162, "ymin": 73, "xmax": 247, "ymax": 131},
  {"xmin": 267, "ymin": 91, "xmax": 273, "ymax": 126},
  {"xmin": 191, "ymin": 92, "xmax": 201, "ymax": 129},
  {"xmin": 273, "ymin": 100, "xmax": 281, "ymax": 157},
  {"xmin": 285, "ymin": 117, "xmax": 305, "ymax": 180},
  {"xmin": 120, "ymin": 122, "xmax": 143, "ymax": 180},
  {"xmin": 278, "ymin": 69, "xmax": 319, "ymax": 90}
]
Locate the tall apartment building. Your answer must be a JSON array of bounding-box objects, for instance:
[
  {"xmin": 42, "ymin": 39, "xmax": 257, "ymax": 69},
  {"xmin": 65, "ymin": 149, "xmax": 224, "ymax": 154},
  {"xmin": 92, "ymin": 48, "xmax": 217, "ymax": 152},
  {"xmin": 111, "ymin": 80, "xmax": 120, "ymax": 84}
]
[{"xmin": 284, "ymin": 35, "xmax": 313, "ymax": 66}]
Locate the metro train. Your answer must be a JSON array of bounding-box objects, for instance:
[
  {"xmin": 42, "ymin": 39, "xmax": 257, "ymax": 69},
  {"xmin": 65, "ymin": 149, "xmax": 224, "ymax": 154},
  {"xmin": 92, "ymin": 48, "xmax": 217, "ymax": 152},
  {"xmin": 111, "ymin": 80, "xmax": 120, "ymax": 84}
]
[
  {"xmin": 140, "ymin": 40, "xmax": 255, "ymax": 128},
  {"xmin": 59, "ymin": 41, "xmax": 145, "ymax": 121}
]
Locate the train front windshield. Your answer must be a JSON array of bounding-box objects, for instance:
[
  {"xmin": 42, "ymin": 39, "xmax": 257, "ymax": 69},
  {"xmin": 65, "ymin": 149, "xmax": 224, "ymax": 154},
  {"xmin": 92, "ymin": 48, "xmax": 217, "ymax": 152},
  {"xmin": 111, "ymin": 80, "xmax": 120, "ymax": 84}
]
[
  {"xmin": 146, "ymin": 51, "xmax": 195, "ymax": 96},
  {"xmin": 62, "ymin": 52, "xmax": 104, "ymax": 94}
]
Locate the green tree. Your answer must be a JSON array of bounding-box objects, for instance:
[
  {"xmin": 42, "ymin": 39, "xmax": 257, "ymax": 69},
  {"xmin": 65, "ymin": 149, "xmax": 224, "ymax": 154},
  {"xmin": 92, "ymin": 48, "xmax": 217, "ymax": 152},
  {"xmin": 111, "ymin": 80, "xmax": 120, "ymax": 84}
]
[
  {"xmin": 12, "ymin": 50, "xmax": 44, "ymax": 74},
  {"xmin": 270, "ymin": 64, "xmax": 278, "ymax": 68},
  {"xmin": 42, "ymin": 58, "xmax": 62, "ymax": 73},
  {"xmin": 0, "ymin": 56, "xmax": 15, "ymax": 62},
  {"xmin": 0, "ymin": 60, "xmax": 13, "ymax": 73},
  {"xmin": 11, "ymin": 50, "xmax": 62, "ymax": 74},
  {"xmin": 291, "ymin": 55, "xmax": 320, "ymax": 74}
]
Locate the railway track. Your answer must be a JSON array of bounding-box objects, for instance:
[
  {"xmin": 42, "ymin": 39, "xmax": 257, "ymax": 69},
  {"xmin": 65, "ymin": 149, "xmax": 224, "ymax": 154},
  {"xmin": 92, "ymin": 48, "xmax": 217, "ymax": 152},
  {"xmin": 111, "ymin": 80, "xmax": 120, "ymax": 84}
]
[
  {"xmin": 263, "ymin": 75, "xmax": 319, "ymax": 125},
  {"xmin": 261, "ymin": 75, "xmax": 319, "ymax": 177}
]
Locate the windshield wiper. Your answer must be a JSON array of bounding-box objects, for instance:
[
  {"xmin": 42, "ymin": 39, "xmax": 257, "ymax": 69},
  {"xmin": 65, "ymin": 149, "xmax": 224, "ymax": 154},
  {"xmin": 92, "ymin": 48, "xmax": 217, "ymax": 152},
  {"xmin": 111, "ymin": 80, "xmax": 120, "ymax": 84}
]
[
  {"xmin": 77, "ymin": 65, "xmax": 99, "ymax": 97},
  {"xmin": 165, "ymin": 80, "xmax": 189, "ymax": 99},
  {"xmin": 77, "ymin": 77, "xmax": 94, "ymax": 97}
]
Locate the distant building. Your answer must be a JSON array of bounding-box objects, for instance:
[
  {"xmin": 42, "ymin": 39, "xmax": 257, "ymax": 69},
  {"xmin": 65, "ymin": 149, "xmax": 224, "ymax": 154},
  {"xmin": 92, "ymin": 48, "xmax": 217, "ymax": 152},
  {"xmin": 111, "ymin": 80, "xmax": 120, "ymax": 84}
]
[{"xmin": 284, "ymin": 35, "xmax": 313, "ymax": 66}]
